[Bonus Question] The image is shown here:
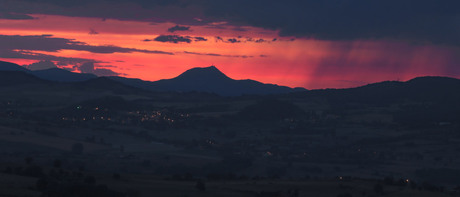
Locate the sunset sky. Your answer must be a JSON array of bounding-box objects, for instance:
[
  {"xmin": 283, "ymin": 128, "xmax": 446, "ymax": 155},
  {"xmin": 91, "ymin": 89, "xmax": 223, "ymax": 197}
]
[{"xmin": 0, "ymin": 0, "xmax": 459, "ymax": 89}]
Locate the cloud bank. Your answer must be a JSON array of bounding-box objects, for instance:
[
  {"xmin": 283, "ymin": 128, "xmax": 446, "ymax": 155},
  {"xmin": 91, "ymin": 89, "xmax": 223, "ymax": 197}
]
[{"xmin": 2, "ymin": 0, "xmax": 458, "ymax": 45}]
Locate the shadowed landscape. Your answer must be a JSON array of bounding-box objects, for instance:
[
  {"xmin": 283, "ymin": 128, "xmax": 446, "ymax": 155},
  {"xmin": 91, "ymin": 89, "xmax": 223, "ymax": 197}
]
[{"xmin": 0, "ymin": 60, "xmax": 459, "ymax": 196}]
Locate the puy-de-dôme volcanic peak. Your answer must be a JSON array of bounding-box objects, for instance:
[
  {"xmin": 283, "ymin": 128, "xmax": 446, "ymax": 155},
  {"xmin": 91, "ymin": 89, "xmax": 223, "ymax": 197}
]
[{"xmin": 0, "ymin": 61, "xmax": 305, "ymax": 96}]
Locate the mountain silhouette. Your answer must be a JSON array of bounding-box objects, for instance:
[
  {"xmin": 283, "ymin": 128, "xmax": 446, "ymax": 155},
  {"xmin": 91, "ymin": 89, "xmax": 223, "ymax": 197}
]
[
  {"xmin": 32, "ymin": 68, "xmax": 97, "ymax": 82},
  {"xmin": 292, "ymin": 76, "xmax": 460, "ymax": 106},
  {"xmin": 174, "ymin": 66, "xmax": 231, "ymax": 81},
  {"xmin": 351, "ymin": 76, "xmax": 460, "ymax": 102},
  {"xmin": 0, "ymin": 61, "xmax": 303, "ymax": 96},
  {"xmin": 0, "ymin": 71, "xmax": 48, "ymax": 86},
  {"xmin": 0, "ymin": 61, "xmax": 29, "ymax": 72},
  {"xmin": 73, "ymin": 77, "xmax": 148, "ymax": 94},
  {"xmin": 0, "ymin": 61, "xmax": 96, "ymax": 82},
  {"xmin": 2, "ymin": 60, "xmax": 459, "ymax": 99},
  {"xmin": 112, "ymin": 66, "xmax": 305, "ymax": 96}
]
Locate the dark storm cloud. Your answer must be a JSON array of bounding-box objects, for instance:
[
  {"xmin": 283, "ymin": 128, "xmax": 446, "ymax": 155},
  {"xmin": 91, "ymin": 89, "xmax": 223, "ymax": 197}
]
[
  {"xmin": 167, "ymin": 25, "xmax": 191, "ymax": 32},
  {"xmin": 0, "ymin": 12, "xmax": 35, "ymax": 20},
  {"xmin": 3, "ymin": 0, "xmax": 459, "ymax": 45},
  {"xmin": 150, "ymin": 35, "xmax": 207, "ymax": 43},
  {"xmin": 0, "ymin": 34, "xmax": 173, "ymax": 54},
  {"xmin": 202, "ymin": 0, "xmax": 460, "ymax": 45}
]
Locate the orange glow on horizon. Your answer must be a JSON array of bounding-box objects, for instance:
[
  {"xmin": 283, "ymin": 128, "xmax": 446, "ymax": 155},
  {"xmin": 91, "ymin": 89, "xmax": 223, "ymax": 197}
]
[{"xmin": 0, "ymin": 14, "xmax": 458, "ymax": 89}]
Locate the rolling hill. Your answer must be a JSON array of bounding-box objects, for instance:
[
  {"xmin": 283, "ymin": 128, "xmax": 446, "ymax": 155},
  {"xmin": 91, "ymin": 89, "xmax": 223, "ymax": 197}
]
[
  {"xmin": 111, "ymin": 66, "xmax": 306, "ymax": 96},
  {"xmin": 2, "ymin": 60, "xmax": 459, "ymax": 99},
  {"xmin": 0, "ymin": 61, "xmax": 96, "ymax": 82}
]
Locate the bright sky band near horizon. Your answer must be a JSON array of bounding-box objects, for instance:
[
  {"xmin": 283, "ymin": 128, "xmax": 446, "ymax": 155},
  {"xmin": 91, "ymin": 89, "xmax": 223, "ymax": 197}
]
[{"xmin": 0, "ymin": 1, "xmax": 459, "ymax": 89}]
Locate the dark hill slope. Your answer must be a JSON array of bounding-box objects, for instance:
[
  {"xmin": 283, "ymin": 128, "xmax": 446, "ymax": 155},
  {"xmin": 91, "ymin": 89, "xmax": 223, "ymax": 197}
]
[{"xmin": 112, "ymin": 66, "xmax": 305, "ymax": 96}]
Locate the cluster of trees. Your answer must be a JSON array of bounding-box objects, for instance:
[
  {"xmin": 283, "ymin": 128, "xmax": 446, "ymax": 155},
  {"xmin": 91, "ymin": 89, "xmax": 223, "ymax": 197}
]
[
  {"xmin": 36, "ymin": 178, "xmax": 125, "ymax": 197},
  {"xmin": 3, "ymin": 156, "xmax": 127, "ymax": 197},
  {"xmin": 238, "ymin": 99, "xmax": 306, "ymax": 121},
  {"xmin": 256, "ymin": 189, "xmax": 299, "ymax": 197}
]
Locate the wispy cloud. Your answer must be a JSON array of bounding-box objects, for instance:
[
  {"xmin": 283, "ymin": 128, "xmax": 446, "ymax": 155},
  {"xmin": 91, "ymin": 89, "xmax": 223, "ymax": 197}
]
[
  {"xmin": 2, "ymin": 1, "xmax": 458, "ymax": 45},
  {"xmin": 89, "ymin": 28, "xmax": 99, "ymax": 35},
  {"xmin": 167, "ymin": 25, "xmax": 191, "ymax": 32},
  {"xmin": 184, "ymin": 51, "xmax": 253, "ymax": 58},
  {"xmin": 0, "ymin": 34, "xmax": 174, "ymax": 54},
  {"xmin": 144, "ymin": 35, "xmax": 208, "ymax": 44},
  {"xmin": 0, "ymin": 12, "xmax": 35, "ymax": 20}
]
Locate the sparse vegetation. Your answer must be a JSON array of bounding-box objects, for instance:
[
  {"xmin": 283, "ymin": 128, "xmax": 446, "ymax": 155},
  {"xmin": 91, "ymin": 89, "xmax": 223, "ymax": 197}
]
[{"xmin": 0, "ymin": 70, "xmax": 459, "ymax": 196}]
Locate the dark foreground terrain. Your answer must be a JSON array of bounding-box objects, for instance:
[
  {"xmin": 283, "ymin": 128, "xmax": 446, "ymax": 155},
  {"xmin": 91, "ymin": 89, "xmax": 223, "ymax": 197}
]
[{"xmin": 0, "ymin": 69, "xmax": 459, "ymax": 196}]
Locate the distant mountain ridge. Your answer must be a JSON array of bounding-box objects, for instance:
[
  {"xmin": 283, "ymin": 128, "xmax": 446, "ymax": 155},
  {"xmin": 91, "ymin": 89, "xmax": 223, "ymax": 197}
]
[
  {"xmin": 0, "ymin": 61, "xmax": 304, "ymax": 96},
  {"xmin": 0, "ymin": 71, "xmax": 47, "ymax": 86},
  {"xmin": 2, "ymin": 60, "xmax": 460, "ymax": 99},
  {"xmin": 0, "ymin": 61, "xmax": 30, "ymax": 72},
  {"xmin": 0, "ymin": 61, "xmax": 96, "ymax": 82},
  {"xmin": 32, "ymin": 68, "xmax": 97, "ymax": 82}
]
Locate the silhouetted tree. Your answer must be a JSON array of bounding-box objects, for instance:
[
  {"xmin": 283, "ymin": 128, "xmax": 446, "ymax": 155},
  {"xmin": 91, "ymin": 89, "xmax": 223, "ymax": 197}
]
[
  {"xmin": 184, "ymin": 172, "xmax": 193, "ymax": 180},
  {"xmin": 238, "ymin": 99, "xmax": 306, "ymax": 121},
  {"xmin": 373, "ymin": 183, "xmax": 383, "ymax": 194},
  {"xmin": 257, "ymin": 191, "xmax": 281, "ymax": 197},
  {"xmin": 72, "ymin": 143, "xmax": 84, "ymax": 154},
  {"xmin": 337, "ymin": 193, "xmax": 352, "ymax": 197},
  {"xmin": 84, "ymin": 175, "xmax": 96, "ymax": 185},
  {"xmin": 287, "ymin": 189, "xmax": 299, "ymax": 197},
  {"xmin": 4, "ymin": 166, "xmax": 12, "ymax": 174},
  {"xmin": 383, "ymin": 176, "xmax": 394, "ymax": 185},
  {"xmin": 410, "ymin": 181, "xmax": 417, "ymax": 189},
  {"xmin": 24, "ymin": 165, "xmax": 45, "ymax": 178},
  {"xmin": 25, "ymin": 157, "xmax": 33, "ymax": 165},
  {"xmin": 195, "ymin": 180, "xmax": 206, "ymax": 191},
  {"xmin": 421, "ymin": 181, "xmax": 440, "ymax": 191},
  {"xmin": 141, "ymin": 159, "xmax": 151, "ymax": 167},
  {"xmin": 54, "ymin": 159, "xmax": 62, "ymax": 168},
  {"xmin": 395, "ymin": 178, "xmax": 407, "ymax": 186},
  {"xmin": 36, "ymin": 178, "xmax": 47, "ymax": 191},
  {"xmin": 112, "ymin": 173, "xmax": 121, "ymax": 180},
  {"xmin": 293, "ymin": 189, "xmax": 299, "ymax": 197}
]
